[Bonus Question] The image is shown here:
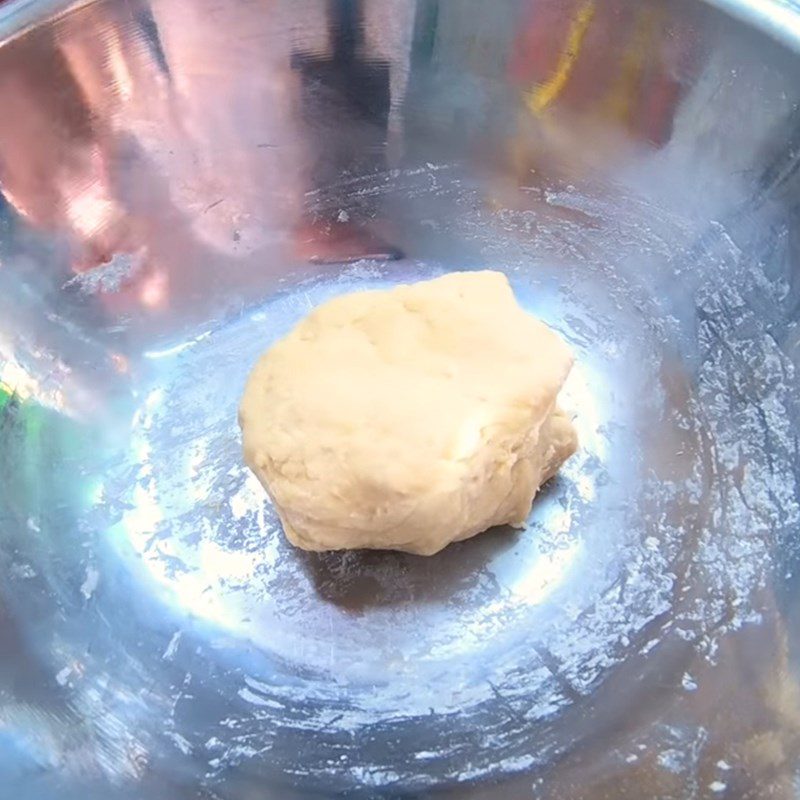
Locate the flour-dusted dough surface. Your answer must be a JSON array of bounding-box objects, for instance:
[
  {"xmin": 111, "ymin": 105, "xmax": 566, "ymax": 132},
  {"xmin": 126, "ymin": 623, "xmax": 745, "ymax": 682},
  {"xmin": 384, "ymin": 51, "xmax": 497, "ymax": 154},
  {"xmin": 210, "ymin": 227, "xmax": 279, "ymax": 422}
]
[{"xmin": 239, "ymin": 271, "xmax": 578, "ymax": 555}]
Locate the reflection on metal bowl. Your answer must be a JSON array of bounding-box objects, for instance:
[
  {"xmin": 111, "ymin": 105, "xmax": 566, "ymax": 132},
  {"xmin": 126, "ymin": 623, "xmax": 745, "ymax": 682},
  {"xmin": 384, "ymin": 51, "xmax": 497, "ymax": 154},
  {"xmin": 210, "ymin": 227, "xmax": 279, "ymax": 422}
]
[{"xmin": 1, "ymin": 0, "xmax": 800, "ymax": 797}]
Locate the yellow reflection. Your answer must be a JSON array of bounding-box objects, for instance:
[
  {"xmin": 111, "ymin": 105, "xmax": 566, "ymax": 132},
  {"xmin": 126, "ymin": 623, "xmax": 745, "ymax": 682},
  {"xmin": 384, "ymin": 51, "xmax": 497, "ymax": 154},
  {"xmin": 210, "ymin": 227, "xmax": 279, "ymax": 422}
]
[
  {"xmin": 0, "ymin": 355, "xmax": 67, "ymax": 412},
  {"xmin": 0, "ymin": 359, "xmax": 39, "ymax": 400},
  {"xmin": 526, "ymin": 1, "xmax": 596, "ymax": 115}
]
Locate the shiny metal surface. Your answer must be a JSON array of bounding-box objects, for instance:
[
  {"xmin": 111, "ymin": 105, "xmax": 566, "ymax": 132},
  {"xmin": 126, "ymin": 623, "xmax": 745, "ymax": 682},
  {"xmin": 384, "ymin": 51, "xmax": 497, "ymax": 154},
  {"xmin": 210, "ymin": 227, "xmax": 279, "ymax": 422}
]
[{"xmin": 1, "ymin": 0, "xmax": 800, "ymax": 797}]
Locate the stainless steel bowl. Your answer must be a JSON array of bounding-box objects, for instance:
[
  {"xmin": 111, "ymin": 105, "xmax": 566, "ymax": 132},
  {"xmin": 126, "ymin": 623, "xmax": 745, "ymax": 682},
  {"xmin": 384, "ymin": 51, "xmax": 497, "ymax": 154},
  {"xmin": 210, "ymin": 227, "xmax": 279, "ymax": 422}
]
[{"xmin": 2, "ymin": 0, "xmax": 800, "ymax": 797}]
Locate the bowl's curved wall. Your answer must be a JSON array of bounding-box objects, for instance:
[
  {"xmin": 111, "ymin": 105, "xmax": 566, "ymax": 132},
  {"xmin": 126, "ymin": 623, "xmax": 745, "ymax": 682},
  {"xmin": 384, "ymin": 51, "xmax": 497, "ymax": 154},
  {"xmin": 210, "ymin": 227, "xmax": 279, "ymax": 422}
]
[{"xmin": 1, "ymin": 1, "xmax": 799, "ymax": 798}]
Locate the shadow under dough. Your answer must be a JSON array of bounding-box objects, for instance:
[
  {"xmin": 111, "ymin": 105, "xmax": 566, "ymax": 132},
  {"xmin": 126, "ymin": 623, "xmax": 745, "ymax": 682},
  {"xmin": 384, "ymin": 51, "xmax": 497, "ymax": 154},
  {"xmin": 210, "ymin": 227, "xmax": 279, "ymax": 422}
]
[{"xmin": 294, "ymin": 522, "xmax": 524, "ymax": 615}]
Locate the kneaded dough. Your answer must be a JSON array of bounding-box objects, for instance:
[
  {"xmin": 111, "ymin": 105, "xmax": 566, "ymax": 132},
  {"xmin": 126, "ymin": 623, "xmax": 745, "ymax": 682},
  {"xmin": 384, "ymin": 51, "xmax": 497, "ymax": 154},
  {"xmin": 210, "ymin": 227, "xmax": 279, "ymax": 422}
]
[{"xmin": 239, "ymin": 271, "xmax": 577, "ymax": 555}]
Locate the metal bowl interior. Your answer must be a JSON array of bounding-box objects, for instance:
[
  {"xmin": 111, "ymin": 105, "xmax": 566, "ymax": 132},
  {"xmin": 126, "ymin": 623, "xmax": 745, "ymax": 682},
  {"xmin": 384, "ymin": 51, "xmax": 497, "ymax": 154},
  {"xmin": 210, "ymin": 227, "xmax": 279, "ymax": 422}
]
[{"xmin": 1, "ymin": 1, "xmax": 800, "ymax": 798}]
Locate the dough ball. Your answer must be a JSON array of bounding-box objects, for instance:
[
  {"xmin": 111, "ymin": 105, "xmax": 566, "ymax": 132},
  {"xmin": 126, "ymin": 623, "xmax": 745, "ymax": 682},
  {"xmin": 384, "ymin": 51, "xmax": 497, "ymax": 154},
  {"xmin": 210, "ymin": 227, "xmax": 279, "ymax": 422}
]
[{"xmin": 239, "ymin": 271, "xmax": 577, "ymax": 555}]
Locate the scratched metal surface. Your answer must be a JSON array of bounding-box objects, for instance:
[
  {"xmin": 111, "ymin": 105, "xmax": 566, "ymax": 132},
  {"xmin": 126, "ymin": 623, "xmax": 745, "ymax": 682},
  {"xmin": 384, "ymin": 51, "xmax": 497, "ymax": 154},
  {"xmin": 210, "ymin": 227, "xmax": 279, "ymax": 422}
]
[{"xmin": 1, "ymin": 0, "xmax": 800, "ymax": 798}]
